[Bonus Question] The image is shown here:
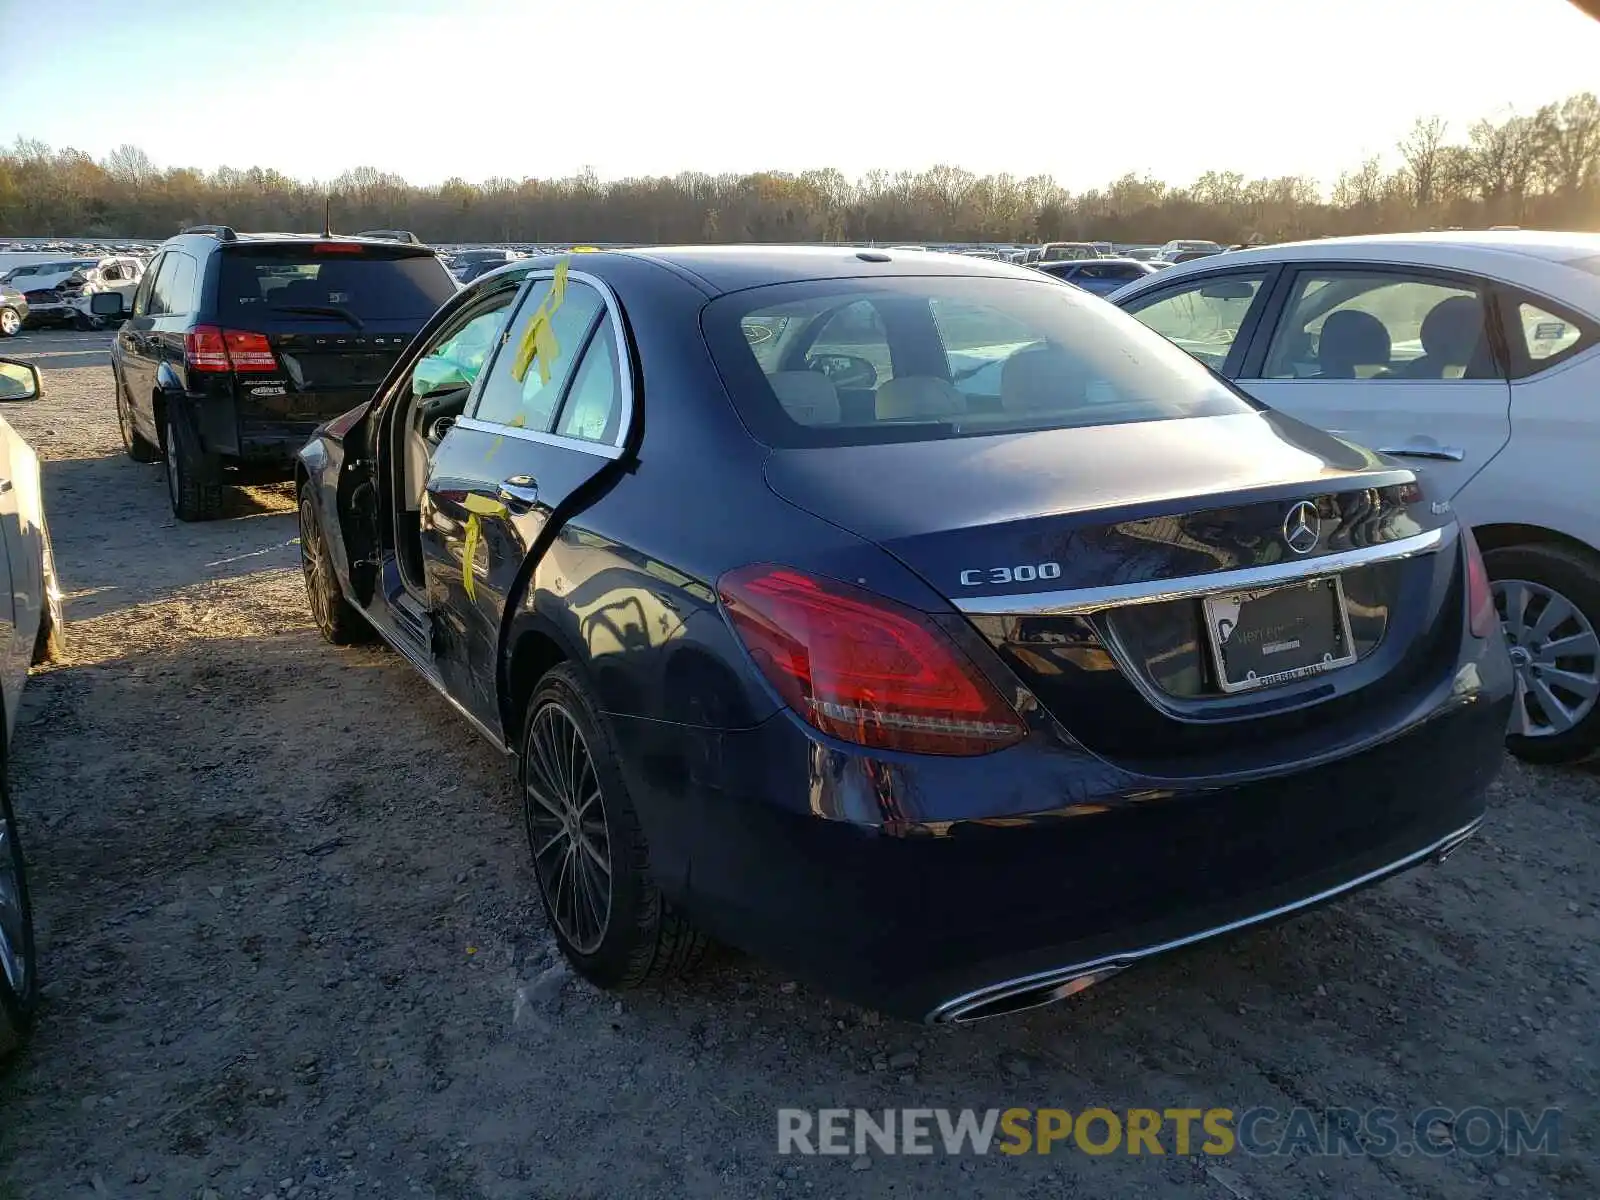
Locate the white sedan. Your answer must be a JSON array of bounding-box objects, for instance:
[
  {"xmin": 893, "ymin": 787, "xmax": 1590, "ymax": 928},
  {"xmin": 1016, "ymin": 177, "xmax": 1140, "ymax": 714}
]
[
  {"xmin": 0, "ymin": 357, "xmax": 65, "ymax": 1059},
  {"xmin": 1110, "ymin": 230, "xmax": 1600, "ymax": 762}
]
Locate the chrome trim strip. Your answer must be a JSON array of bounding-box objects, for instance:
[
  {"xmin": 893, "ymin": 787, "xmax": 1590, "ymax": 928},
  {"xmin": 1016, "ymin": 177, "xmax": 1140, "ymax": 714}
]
[
  {"xmin": 452, "ymin": 415, "xmax": 624, "ymax": 460},
  {"xmin": 928, "ymin": 815, "xmax": 1483, "ymax": 1023},
  {"xmin": 953, "ymin": 525, "xmax": 1451, "ymax": 616},
  {"xmin": 460, "ymin": 266, "xmax": 634, "ymax": 458}
]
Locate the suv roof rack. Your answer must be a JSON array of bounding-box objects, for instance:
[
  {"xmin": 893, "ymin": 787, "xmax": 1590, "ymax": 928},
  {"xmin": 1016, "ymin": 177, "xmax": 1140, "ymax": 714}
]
[{"xmin": 181, "ymin": 224, "xmax": 239, "ymax": 242}]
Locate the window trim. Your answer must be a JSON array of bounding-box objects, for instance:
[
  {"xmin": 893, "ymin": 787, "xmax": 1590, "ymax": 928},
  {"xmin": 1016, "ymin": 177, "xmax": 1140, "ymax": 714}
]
[
  {"xmin": 462, "ymin": 267, "xmax": 636, "ymax": 460},
  {"xmin": 1494, "ymin": 284, "xmax": 1600, "ymax": 380},
  {"xmin": 1120, "ymin": 265, "xmax": 1281, "ymax": 378},
  {"xmin": 1239, "ymin": 261, "xmax": 1509, "ymax": 382}
]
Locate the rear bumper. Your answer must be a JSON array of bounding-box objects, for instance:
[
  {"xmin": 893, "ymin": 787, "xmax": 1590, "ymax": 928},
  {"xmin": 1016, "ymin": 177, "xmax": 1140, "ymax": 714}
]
[
  {"xmin": 608, "ymin": 639, "xmax": 1512, "ymax": 1021},
  {"xmin": 178, "ymin": 391, "xmax": 318, "ymax": 476}
]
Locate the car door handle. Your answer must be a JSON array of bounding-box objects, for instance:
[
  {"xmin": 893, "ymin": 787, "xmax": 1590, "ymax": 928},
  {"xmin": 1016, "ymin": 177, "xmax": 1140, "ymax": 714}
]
[
  {"xmin": 495, "ymin": 479, "xmax": 540, "ymax": 510},
  {"xmin": 1378, "ymin": 445, "xmax": 1466, "ymax": 462},
  {"xmin": 0, "ymin": 479, "xmax": 11, "ymax": 494}
]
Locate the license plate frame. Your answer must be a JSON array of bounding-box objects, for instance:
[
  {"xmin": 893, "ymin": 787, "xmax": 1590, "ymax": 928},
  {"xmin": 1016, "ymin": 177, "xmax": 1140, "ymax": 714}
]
[{"xmin": 1201, "ymin": 576, "xmax": 1358, "ymax": 694}]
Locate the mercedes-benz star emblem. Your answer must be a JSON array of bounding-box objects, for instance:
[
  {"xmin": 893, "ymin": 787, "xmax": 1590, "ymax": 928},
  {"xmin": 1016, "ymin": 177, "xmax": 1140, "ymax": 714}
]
[{"xmin": 1282, "ymin": 501, "xmax": 1321, "ymax": 555}]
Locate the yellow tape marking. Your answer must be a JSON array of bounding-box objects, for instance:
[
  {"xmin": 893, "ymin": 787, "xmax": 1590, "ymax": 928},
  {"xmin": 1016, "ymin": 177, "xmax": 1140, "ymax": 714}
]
[
  {"xmin": 459, "ymin": 494, "xmax": 506, "ymax": 602},
  {"xmin": 511, "ymin": 259, "xmax": 570, "ymax": 385}
]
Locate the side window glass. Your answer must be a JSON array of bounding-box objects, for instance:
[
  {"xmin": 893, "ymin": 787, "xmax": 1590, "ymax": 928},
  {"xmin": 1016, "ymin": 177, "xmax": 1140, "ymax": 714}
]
[
  {"xmin": 1124, "ymin": 274, "xmax": 1265, "ymax": 372},
  {"xmin": 472, "ymin": 277, "xmax": 604, "ymax": 431},
  {"xmin": 166, "ymin": 254, "xmax": 197, "ymax": 316},
  {"xmin": 1518, "ymin": 300, "xmax": 1588, "ymax": 368},
  {"xmin": 1264, "ymin": 272, "xmax": 1491, "ymax": 381},
  {"xmin": 146, "ymin": 256, "xmax": 175, "ymax": 316},
  {"xmin": 410, "ymin": 295, "xmax": 517, "ymax": 399},
  {"xmin": 132, "ymin": 255, "xmax": 162, "ymax": 316},
  {"xmin": 554, "ymin": 321, "xmax": 624, "ymax": 443}
]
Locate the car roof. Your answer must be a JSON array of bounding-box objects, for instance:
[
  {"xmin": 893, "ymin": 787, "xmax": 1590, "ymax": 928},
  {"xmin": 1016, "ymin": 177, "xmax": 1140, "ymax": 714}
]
[
  {"xmin": 600, "ymin": 244, "xmax": 1041, "ymax": 294},
  {"xmin": 1111, "ymin": 230, "xmax": 1600, "ymax": 316}
]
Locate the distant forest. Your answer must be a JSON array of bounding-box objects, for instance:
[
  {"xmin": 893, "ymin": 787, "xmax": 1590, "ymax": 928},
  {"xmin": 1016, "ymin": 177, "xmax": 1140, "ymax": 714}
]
[{"xmin": 3, "ymin": 92, "xmax": 1599, "ymax": 245}]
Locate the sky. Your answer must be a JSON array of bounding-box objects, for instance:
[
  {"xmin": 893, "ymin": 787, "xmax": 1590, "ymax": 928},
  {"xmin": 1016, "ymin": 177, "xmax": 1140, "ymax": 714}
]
[{"xmin": 4, "ymin": 0, "xmax": 1600, "ymax": 192}]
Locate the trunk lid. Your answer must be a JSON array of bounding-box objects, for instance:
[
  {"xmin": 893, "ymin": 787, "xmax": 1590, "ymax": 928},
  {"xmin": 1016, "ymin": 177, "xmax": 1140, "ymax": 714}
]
[{"xmin": 764, "ymin": 411, "xmax": 1463, "ymax": 776}]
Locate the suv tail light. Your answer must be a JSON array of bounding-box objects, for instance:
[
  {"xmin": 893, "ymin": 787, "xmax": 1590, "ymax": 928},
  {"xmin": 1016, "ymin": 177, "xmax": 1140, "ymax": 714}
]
[
  {"xmin": 185, "ymin": 326, "xmax": 231, "ymax": 371},
  {"xmin": 1462, "ymin": 526, "xmax": 1496, "ymax": 638},
  {"xmin": 185, "ymin": 325, "xmax": 276, "ymax": 372},
  {"xmin": 222, "ymin": 329, "xmax": 276, "ymax": 370},
  {"xmin": 718, "ymin": 565, "xmax": 1027, "ymax": 756}
]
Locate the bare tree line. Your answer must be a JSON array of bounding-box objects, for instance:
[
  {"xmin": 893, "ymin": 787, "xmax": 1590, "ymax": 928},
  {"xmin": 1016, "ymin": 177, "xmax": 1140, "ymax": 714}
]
[{"xmin": 3, "ymin": 92, "xmax": 1598, "ymax": 244}]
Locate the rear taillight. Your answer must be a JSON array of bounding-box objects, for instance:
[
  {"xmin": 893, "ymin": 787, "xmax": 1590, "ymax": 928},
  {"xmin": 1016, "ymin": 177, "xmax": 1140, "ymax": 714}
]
[
  {"xmin": 185, "ymin": 325, "xmax": 276, "ymax": 372},
  {"xmin": 1462, "ymin": 525, "xmax": 1496, "ymax": 638},
  {"xmin": 718, "ymin": 565, "xmax": 1027, "ymax": 756},
  {"xmin": 223, "ymin": 329, "xmax": 276, "ymax": 370},
  {"xmin": 185, "ymin": 325, "xmax": 230, "ymax": 371}
]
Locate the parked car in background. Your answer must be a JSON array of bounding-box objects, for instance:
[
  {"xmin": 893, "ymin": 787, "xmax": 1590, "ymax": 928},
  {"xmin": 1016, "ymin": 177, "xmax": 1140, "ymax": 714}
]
[
  {"xmin": 97, "ymin": 225, "xmax": 459, "ymax": 521},
  {"xmin": 64, "ymin": 256, "xmax": 146, "ymax": 329},
  {"xmin": 1037, "ymin": 241, "xmax": 1101, "ymax": 262},
  {"xmin": 449, "ymin": 248, "xmax": 524, "ymax": 283},
  {"xmin": 3, "ymin": 260, "xmax": 100, "ymax": 328},
  {"xmin": 0, "ymin": 356, "xmax": 68, "ymax": 1061},
  {"xmin": 295, "ymin": 245, "xmax": 1508, "ymax": 1022},
  {"xmin": 0, "ymin": 288, "xmax": 26, "ymax": 338},
  {"xmin": 1033, "ymin": 257, "xmax": 1157, "ymax": 295},
  {"xmin": 1160, "ymin": 239, "xmax": 1225, "ymax": 259},
  {"xmin": 1123, "ymin": 246, "xmax": 1164, "ymax": 261},
  {"xmin": 1112, "ymin": 229, "xmax": 1600, "ymax": 762}
]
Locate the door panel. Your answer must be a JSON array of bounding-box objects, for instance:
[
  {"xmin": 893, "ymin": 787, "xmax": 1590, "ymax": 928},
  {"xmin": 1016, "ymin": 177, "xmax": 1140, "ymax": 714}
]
[
  {"xmin": 1237, "ymin": 266, "xmax": 1512, "ymax": 502},
  {"xmin": 418, "ymin": 267, "xmax": 634, "ymax": 734}
]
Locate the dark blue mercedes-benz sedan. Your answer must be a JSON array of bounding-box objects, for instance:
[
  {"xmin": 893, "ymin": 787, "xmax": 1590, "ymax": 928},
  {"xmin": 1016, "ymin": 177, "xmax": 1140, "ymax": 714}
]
[{"xmin": 296, "ymin": 245, "xmax": 1512, "ymax": 1022}]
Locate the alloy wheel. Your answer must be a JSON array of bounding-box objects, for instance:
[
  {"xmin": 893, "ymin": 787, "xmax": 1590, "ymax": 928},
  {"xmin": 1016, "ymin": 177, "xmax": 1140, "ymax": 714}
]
[
  {"xmin": 0, "ymin": 308, "xmax": 19, "ymax": 337},
  {"xmin": 298, "ymin": 499, "xmax": 333, "ymax": 630},
  {"xmin": 524, "ymin": 702, "xmax": 612, "ymax": 954},
  {"xmin": 1495, "ymin": 577, "xmax": 1600, "ymax": 738},
  {"xmin": 0, "ymin": 810, "xmax": 28, "ymax": 997}
]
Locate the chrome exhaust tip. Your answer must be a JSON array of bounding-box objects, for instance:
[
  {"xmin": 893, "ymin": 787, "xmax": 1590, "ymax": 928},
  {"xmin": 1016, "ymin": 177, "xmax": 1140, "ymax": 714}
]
[{"xmin": 931, "ymin": 964, "xmax": 1127, "ymax": 1024}]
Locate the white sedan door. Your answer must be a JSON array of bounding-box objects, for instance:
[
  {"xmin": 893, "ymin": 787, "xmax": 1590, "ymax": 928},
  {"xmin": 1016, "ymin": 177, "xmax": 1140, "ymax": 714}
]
[
  {"xmin": 1234, "ymin": 267, "xmax": 1512, "ymax": 502},
  {"xmin": 0, "ymin": 413, "xmax": 40, "ymax": 721}
]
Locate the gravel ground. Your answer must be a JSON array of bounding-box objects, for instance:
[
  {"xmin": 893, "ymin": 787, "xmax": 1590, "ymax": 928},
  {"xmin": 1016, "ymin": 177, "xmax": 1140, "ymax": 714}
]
[{"xmin": 0, "ymin": 329, "xmax": 1594, "ymax": 1200}]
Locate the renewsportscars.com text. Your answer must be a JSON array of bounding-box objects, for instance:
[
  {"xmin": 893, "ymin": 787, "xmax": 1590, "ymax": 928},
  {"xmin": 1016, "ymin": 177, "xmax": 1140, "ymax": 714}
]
[{"xmin": 776, "ymin": 1106, "xmax": 1561, "ymax": 1158}]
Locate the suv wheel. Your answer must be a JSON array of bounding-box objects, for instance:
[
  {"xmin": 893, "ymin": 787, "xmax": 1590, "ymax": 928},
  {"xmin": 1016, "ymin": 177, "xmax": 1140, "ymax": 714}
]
[
  {"xmin": 164, "ymin": 408, "xmax": 224, "ymax": 522},
  {"xmin": 116, "ymin": 376, "xmax": 160, "ymax": 463},
  {"xmin": 0, "ymin": 307, "xmax": 20, "ymax": 338},
  {"xmin": 1488, "ymin": 542, "xmax": 1600, "ymax": 764},
  {"xmin": 0, "ymin": 769, "xmax": 39, "ymax": 1061},
  {"xmin": 521, "ymin": 664, "xmax": 708, "ymax": 990}
]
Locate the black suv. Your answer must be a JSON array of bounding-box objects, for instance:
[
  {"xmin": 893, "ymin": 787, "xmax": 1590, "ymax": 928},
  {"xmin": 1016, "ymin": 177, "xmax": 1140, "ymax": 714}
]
[{"xmin": 97, "ymin": 226, "xmax": 459, "ymax": 520}]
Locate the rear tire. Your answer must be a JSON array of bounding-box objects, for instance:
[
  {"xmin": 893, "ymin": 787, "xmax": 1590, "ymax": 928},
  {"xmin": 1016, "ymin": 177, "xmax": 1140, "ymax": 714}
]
[
  {"xmin": 0, "ymin": 307, "xmax": 20, "ymax": 338},
  {"xmin": 0, "ymin": 770, "xmax": 39, "ymax": 1062},
  {"xmin": 1487, "ymin": 542, "xmax": 1600, "ymax": 764},
  {"xmin": 164, "ymin": 407, "xmax": 224, "ymax": 522},
  {"xmin": 115, "ymin": 374, "xmax": 160, "ymax": 463},
  {"xmin": 298, "ymin": 484, "xmax": 372, "ymax": 646},
  {"xmin": 521, "ymin": 664, "xmax": 708, "ymax": 990}
]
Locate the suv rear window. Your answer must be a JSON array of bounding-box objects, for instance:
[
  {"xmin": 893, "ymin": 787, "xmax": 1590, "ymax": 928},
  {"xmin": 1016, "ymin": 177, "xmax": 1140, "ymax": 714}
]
[
  {"xmin": 217, "ymin": 246, "xmax": 457, "ymax": 324},
  {"xmin": 702, "ymin": 275, "xmax": 1257, "ymax": 448}
]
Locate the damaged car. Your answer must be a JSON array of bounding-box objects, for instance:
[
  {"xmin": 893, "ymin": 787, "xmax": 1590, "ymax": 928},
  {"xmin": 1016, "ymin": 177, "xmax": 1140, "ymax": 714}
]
[
  {"xmin": 295, "ymin": 246, "xmax": 1511, "ymax": 1022},
  {"xmin": 63, "ymin": 256, "xmax": 146, "ymax": 330}
]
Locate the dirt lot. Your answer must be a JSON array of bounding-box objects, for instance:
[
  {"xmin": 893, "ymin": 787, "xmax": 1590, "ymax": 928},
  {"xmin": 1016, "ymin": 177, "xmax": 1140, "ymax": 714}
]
[{"xmin": 0, "ymin": 329, "xmax": 1595, "ymax": 1199}]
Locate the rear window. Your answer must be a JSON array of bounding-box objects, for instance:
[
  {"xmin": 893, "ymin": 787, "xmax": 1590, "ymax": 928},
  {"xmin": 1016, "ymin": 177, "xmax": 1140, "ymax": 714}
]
[
  {"xmin": 217, "ymin": 247, "xmax": 457, "ymax": 323},
  {"xmin": 702, "ymin": 275, "xmax": 1257, "ymax": 448}
]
